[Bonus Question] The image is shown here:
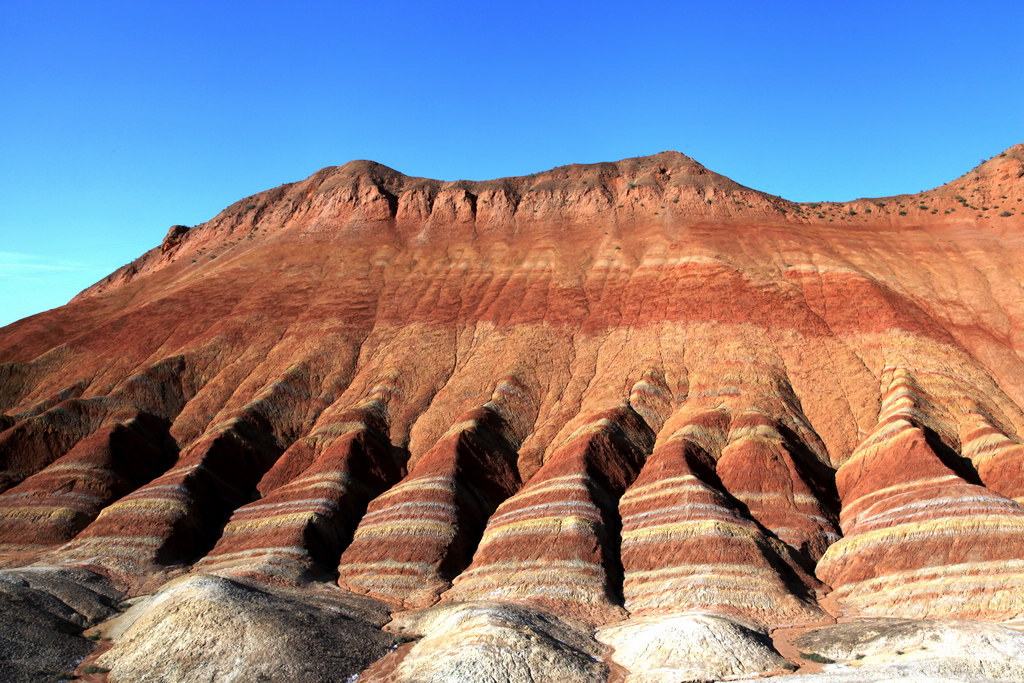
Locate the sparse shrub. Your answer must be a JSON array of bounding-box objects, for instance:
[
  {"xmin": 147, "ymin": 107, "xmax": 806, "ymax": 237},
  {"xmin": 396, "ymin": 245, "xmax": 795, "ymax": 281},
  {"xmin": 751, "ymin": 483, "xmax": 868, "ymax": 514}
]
[
  {"xmin": 1000, "ymin": 211, "xmax": 1013, "ymax": 217},
  {"xmin": 81, "ymin": 666, "xmax": 110, "ymax": 674},
  {"xmin": 919, "ymin": 204, "xmax": 929, "ymax": 210},
  {"xmin": 899, "ymin": 210, "xmax": 907, "ymax": 216},
  {"xmin": 706, "ymin": 199, "xmax": 712, "ymax": 204},
  {"xmin": 801, "ymin": 652, "xmax": 835, "ymax": 664}
]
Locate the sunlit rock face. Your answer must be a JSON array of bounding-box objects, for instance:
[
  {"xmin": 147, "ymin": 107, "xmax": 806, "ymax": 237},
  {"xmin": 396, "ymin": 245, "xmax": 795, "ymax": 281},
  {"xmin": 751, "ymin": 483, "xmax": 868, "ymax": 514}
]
[{"xmin": 2, "ymin": 147, "xmax": 1024, "ymax": 680}]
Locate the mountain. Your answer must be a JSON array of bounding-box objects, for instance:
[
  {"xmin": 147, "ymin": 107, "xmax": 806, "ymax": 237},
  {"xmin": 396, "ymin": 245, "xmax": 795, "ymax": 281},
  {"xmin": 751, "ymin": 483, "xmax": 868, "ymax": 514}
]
[{"xmin": 2, "ymin": 147, "xmax": 1024, "ymax": 681}]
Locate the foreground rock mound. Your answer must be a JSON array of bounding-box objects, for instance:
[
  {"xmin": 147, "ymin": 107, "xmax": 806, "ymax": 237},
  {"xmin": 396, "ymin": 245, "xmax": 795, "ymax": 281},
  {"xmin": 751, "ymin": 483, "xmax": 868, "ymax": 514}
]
[
  {"xmin": 773, "ymin": 618, "xmax": 1024, "ymax": 682},
  {"xmin": 2, "ymin": 146, "xmax": 1024, "ymax": 678},
  {"xmin": 597, "ymin": 613, "xmax": 795, "ymax": 682},
  {"xmin": 383, "ymin": 601, "xmax": 608, "ymax": 682},
  {"xmin": 0, "ymin": 567, "xmax": 119, "ymax": 682},
  {"xmin": 95, "ymin": 574, "xmax": 395, "ymax": 682}
]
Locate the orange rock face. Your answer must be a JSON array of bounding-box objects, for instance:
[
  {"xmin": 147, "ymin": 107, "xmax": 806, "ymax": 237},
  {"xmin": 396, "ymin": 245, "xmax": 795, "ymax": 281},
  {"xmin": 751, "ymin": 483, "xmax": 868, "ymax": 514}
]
[
  {"xmin": 442, "ymin": 405, "xmax": 653, "ymax": 625},
  {"xmin": 2, "ymin": 146, "xmax": 1024, "ymax": 637},
  {"xmin": 816, "ymin": 368, "xmax": 1024, "ymax": 619},
  {"xmin": 618, "ymin": 413, "xmax": 827, "ymax": 629},
  {"xmin": 337, "ymin": 399, "xmax": 524, "ymax": 608}
]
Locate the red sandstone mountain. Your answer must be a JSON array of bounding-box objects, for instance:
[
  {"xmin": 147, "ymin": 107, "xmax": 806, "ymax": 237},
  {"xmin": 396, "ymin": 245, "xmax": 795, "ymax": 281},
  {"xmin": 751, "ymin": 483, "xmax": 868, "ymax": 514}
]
[{"xmin": 2, "ymin": 147, "xmax": 1024, "ymax": 681}]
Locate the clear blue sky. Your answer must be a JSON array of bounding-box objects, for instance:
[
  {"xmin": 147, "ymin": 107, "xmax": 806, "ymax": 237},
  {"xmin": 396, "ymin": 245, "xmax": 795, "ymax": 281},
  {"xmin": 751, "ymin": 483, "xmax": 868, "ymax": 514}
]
[{"xmin": 2, "ymin": 1, "xmax": 1022, "ymax": 327}]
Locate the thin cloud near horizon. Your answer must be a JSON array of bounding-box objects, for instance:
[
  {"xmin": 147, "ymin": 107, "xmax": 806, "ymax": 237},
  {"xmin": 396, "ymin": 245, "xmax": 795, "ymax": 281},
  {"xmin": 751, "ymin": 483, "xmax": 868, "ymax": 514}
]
[{"xmin": 0, "ymin": 252, "xmax": 114, "ymax": 280}]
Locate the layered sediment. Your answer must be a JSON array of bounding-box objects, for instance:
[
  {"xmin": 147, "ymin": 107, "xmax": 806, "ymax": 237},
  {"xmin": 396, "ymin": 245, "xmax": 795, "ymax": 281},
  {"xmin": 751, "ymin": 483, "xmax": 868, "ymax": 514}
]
[{"xmin": 2, "ymin": 146, "xmax": 1024, "ymax": 679}]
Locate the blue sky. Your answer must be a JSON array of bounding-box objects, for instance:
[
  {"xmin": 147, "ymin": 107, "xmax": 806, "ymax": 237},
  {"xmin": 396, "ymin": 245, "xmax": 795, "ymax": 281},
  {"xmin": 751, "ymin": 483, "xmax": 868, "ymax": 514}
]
[{"xmin": 2, "ymin": 1, "xmax": 1022, "ymax": 327}]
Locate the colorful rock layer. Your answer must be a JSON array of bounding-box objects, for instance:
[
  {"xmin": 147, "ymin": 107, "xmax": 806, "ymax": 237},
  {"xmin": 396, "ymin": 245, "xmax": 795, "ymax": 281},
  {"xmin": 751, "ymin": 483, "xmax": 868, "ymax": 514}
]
[
  {"xmin": 619, "ymin": 415, "xmax": 826, "ymax": 628},
  {"xmin": 337, "ymin": 401, "xmax": 523, "ymax": 608},
  {"xmin": 194, "ymin": 387, "xmax": 400, "ymax": 583},
  {"xmin": 817, "ymin": 368, "xmax": 1024, "ymax": 619},
  {"xmin": 0, "ymin": 147, "xmax": 1023, "ymax": 638},
  {"xmin": 443, "ymin": 406, "xmax": 653, "ymax": 625}
]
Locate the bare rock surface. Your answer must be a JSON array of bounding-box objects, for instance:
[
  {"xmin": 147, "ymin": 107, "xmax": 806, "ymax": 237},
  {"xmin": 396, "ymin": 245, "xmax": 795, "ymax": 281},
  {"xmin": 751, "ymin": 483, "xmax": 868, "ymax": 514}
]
[
  {"xmin": 597, "ymin": 613, "xmax": 795, "ymax": 682},
  {"xmin": 770, "ymin": 618, "xmax": 1024, "ymax": 682},
  {"xmin": 385, "ymin": 601, "xmax": 608, "ymax": 682},
  {"xmin": 96, "ymin": 573, "xmax": 395, "ymax": 682},
  {"xmin": 2, "ymin": 148, "xmax": 1024, "ymax": 678},
  {"xmin": 0, "ymin": 566, "xmax": 119, "ymax": 682}
]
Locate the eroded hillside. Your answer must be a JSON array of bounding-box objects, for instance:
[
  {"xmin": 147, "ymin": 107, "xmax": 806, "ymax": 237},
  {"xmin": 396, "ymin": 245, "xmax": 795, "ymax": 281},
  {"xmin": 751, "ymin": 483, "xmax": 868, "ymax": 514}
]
[{"xmin": 2, "ymin": 147, "xmax": 1024, "ymax": 681}]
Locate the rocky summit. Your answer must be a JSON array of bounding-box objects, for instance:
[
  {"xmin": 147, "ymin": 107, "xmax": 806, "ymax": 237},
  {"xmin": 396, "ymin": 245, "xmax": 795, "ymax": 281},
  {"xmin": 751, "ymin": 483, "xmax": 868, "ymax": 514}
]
[{"xmin": 2, "ymin": 147, "xmax": 1024, "ymax": 681}]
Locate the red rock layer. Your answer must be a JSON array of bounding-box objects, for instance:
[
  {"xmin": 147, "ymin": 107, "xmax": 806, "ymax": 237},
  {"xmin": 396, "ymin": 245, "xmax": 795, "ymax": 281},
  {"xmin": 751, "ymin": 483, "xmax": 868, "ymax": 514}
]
[
  {"xmin": 619, "ymin": 413, "xmax": 826, "ymax": 629},
  {"xmin": 55, "ymin": 369, "xmax": 314, "ymax": 572},
  {"xmin": 442, "ymin": 405, "xmax": 654, "ymax": 625},
  {"xmin": 0, "ymin": 414, "xmax": 174, "ymax": 562},
  {"xmin": 0, "ymin": 148, "xmax": 1021, "ymax": 631},
  {"xmin": 194, "ymin": 387, "xmax": 400, "ymax": 583},
  {"xmin": 0, "ymin": 356, "xmax": 188, "ymax": 493},
  {"xmin": 0, "ymin": 399, "xmax": 106, "ymax": 493},
  {"xmin": 336, "ymin": 397, "xmax": 524, "ymax": 608},
  {"xmin": 816, "ymin": 368, "xmax": 1024, "ymax": 620},
  {"xmin": 960, "ymin": 408, "xmax": 1024, "ymax": 504},
  {"xmin": 716, "ymin": 410, "xmax": 840, "ymax": 564}
]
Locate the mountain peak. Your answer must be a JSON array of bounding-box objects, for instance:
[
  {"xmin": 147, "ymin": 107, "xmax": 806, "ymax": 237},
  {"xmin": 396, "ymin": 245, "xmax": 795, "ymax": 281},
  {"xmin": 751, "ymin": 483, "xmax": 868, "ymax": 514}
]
[{"xmin": 3, "ymin": 146, "xmax": 1024, "ymax": 682}]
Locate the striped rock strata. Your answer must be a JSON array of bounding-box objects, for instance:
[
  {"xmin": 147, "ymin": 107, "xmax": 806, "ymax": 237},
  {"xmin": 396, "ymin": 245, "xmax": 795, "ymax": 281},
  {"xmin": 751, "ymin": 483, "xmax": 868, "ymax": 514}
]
[
  {"xmin": 1, "ymin": 147, "xmax": 1024, "ymax": 679},
  {"xmin": 337, "ymin": 383, "xmax": 532, "ymax": 608},
  {"xmin": 817, "ymin": 368, "xmax": 1024, "ymax": 619},
  {"xmin": 442, "ymin": 405, "xmax": 653, "ymax": 625},
  {"xmin": 193, "ymin": 385, "xmax": 401, "ymax": 583},
  {"xmin": 0, "ymin": 415, "xmax": 174, "ymax": 564},
  {"xmin": 0, "ymin": 356, "xmax": 187, "ymax": 494},
  {"xmin": 53, "ymin": 367, "xmax": 315, "ymax": 576},
  {"xmin": 618, "ymin": 413, "xmax": 826, "ymax": 629}
]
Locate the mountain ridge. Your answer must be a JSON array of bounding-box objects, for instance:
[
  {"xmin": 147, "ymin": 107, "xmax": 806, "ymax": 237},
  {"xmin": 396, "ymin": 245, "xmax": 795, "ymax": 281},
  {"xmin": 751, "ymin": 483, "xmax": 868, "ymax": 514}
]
[
  {"xmin": 1, "ymin": 145, "xmax": 1024, "ymax": 681},
  {"xmin": 65, "ymin": 144, "xmax": 1024, "ymax": 304}
]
